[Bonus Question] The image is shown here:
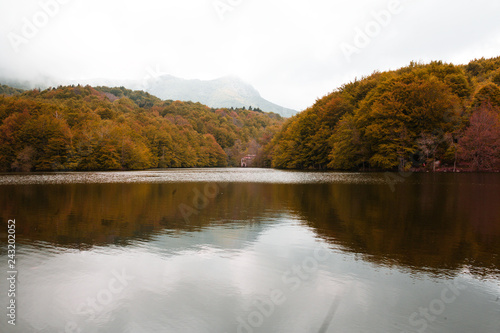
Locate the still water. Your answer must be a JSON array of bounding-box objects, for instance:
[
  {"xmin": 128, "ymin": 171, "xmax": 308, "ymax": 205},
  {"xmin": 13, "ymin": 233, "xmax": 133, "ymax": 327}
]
[{"xmin": 0, "ymin": 168, "xmax": 499, "ymax": 332}]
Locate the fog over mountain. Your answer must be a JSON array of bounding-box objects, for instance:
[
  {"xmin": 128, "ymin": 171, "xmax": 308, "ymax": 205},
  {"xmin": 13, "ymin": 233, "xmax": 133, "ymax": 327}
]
[
  {"xmin": 66, "ymin": 75, "xmax": 299, "ymax": 117},
  {"xmin": 1, "ymin": 0, "xmax": 500, "ymax": 112},
  {"xmin": 142, "ymin": 75, "xmax": 298, "ymax": 117},
  {"xmin": 0, "ymin": 74, "xmax": 298, "ymax": 117}
]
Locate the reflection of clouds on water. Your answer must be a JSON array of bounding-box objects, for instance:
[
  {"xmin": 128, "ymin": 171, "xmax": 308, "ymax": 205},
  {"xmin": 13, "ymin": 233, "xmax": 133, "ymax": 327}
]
[
  {"xmin": 0, "ymin": 216, "xmax": 499, "ymax": 333},
  {"xmin": 0, "ymin": 170, "xmax": 499, "ymax": 332}
]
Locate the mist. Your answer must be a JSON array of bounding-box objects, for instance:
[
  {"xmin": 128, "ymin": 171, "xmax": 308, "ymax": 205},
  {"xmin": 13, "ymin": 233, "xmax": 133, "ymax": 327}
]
[{"xmin": 1, "ymin": 0, "xmax": 499, "ymax": 110}]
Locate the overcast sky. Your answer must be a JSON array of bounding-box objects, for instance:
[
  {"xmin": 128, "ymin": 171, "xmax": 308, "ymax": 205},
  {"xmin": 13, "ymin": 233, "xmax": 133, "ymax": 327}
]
[{"xmin": 1, "ymin": 0, "xmax": 499, "ymax": 110}]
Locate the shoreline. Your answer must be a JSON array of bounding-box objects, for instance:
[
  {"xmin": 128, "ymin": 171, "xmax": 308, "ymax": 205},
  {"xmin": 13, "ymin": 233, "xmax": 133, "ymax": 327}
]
[{"xmin": 1, "ymin": 166, "xmax": 500, "ymax": 175}]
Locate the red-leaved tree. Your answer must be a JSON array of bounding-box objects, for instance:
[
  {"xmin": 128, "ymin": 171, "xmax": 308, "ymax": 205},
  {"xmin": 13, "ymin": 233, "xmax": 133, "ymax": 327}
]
[{"xmin": 459, "ymin": 103, "xmax": 500, "ymax": 170}]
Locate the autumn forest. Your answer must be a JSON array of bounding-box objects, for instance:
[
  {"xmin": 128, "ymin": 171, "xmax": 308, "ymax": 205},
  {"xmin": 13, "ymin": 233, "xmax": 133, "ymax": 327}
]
[
  {"xmin": 0, "ymin": 85, "xmax": 283, "ymax": 171},
  {"xmin": 1, "ymin": 56, "xmax": 500, "ymax": 172}
]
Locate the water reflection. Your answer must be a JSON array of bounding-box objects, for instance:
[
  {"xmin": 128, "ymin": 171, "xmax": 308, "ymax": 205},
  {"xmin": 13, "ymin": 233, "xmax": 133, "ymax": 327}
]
[
  {"xmin": 1, "ymin": 172, "xmax": 499, "ymax": 277},
  {"xmin": 0, "ymin": 170, "xmax": 499, "ymax": 332}
]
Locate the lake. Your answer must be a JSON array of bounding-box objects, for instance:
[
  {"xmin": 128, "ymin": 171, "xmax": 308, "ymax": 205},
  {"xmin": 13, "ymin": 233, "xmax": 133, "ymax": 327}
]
[{"xmin": 0, "ymin": 168, "xmax": 499, "ymax": 332}]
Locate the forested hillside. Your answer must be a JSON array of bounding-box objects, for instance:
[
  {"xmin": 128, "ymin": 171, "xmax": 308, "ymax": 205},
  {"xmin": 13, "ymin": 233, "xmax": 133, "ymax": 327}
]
[
  {"xmin": 0, "ymin": 84, "xmax": 24, "ymax": 96},
  {"xmin": 2, "ymin": 57, "xmax": 499, "ymax": 173},
  {"xmin": 263, "ymin": 57, "xmax": 500, "ymax": 171},
  {"xmin": 0, "ymin": 85, "xmax": 283, "ymax": 171}
]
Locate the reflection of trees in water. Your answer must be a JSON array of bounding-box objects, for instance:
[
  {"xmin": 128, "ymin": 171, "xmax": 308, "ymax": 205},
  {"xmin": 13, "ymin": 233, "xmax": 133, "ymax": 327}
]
[
  {"xmin": 0, "ymin": 182, "xmax": 275, "ymax": 247},
  {"xmin": 290, "ymin": 174, "xmax": 500, "ymax": 277},
  {"xmin": 1, "ymin": 174, "xmax": 499, "ymax": 275}
]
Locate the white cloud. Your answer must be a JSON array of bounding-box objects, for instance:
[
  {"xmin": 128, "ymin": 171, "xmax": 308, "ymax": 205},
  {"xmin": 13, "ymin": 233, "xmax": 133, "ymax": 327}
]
[{"xmin": 0, "ymin": 0, "xmax": 499, "ymax": 110}]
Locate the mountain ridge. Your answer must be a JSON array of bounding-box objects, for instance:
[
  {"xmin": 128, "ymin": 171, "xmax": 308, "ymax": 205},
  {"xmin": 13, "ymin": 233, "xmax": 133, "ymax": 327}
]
[
  {"xmin": 0, "ymin": 74, "xmax": 298, "ymax": 117},
  {"xmin": 118, "ymin": 74, "xmax": 297, "ymax": 117}
]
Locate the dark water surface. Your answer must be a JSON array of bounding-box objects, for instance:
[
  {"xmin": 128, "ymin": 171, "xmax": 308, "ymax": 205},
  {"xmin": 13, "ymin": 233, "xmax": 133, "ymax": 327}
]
[{"xmin": 0, "ymin": 168, "xmax": 499, "ymax": 332}]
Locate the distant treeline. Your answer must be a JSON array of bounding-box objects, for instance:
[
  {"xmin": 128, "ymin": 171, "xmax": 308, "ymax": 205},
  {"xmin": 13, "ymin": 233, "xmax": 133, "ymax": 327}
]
[
  {"xmin": 0, "ymin": 84, "xmax": 24, "ymax": 96},
  {"xmin": 261, "ymin": 57, "xmax": 500, "ymax": 171},
  {"xmin": 0, "ymin": 85, "xmax": 283, "ymax": 171}
]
